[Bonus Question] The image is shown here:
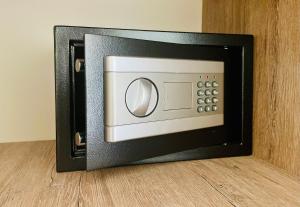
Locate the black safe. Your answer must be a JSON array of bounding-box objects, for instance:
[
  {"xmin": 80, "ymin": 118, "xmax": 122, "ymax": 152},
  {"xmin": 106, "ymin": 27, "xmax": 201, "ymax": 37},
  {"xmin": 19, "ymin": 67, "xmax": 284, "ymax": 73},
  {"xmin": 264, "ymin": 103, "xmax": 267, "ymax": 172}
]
[{"xmin": 54, "ymin": 26, "xmax": 253, "ymax": 172}]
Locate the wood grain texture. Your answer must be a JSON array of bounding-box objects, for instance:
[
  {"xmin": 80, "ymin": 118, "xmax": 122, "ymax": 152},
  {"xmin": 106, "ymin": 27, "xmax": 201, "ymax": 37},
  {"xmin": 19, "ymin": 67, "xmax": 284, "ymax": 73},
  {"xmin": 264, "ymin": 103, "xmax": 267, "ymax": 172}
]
[
  {"xmin": 203, "ymin": 0, "xmax": 300, "ymax": 176},
  {"xmin": 0, "ymin": 141, "xmax": 300, "ymax": 206}
]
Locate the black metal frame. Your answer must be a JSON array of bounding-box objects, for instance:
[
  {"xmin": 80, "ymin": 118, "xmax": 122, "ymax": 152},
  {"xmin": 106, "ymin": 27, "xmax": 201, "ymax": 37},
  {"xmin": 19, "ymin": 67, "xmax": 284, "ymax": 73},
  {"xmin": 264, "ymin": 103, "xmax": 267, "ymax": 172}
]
[{"xmin": 54, "ymin": 26, "xmax": 253, "ymax": 172}]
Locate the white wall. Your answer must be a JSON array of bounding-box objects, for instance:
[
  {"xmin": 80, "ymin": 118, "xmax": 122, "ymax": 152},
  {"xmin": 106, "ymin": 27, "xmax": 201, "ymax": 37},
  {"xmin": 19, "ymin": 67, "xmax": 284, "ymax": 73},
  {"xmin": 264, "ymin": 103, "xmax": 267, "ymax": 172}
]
[{"xmin": 0, "ymin": 0, "xmax": 202, "ymax": 143}]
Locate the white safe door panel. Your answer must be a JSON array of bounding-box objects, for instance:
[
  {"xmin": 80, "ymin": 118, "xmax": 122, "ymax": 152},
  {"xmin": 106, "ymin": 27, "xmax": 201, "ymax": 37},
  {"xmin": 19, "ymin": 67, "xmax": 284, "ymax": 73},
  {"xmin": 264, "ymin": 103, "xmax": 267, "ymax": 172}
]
[{"xmin": 104, "ymin": 56, "xmax": 224, "ymax": 142}]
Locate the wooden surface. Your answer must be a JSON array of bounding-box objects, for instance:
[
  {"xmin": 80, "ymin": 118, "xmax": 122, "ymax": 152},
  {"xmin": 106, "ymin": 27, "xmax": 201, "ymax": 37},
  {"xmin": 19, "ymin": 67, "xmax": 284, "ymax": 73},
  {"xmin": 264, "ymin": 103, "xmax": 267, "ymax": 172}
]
[
  {"xmin": 0, "ymin": 141, "xmax": 300, "ymax": 206},
  {"xmin": 203, "ymin": 0, "xmax": 300, "ymax": 176}
]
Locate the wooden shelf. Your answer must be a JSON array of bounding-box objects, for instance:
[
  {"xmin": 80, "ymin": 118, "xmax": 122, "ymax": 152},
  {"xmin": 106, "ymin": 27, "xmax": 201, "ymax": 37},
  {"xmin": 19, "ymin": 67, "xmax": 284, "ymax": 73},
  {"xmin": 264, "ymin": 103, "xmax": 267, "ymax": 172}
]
[
  {"xmin": 203, "ymin": 0, "xmax": 300, "ymax": 178},
  {"xmin": 0, "ymin": 141, "xmax": 299, "ymax": 206}
]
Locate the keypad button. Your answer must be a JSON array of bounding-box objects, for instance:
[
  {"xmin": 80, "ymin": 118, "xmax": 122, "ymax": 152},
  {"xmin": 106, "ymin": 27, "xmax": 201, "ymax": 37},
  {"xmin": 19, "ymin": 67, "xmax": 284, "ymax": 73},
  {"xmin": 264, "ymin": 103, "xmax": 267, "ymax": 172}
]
[
  {"xmin": 205, "ymin": 98, "xmax": 211, "ymax": 104},
  {"xmin": 197, "ymin": 106, "xmax": 204, "ymax": 113},
  {"xmin": 212, "ymin": 97, "xmax": 218, "ymax": 103},
  {"xmin": 197, "ymin": 98, "xmax": 205, "ymax": 104},
  {"xmin": 205, "ymin": 81, "xmax": 212, "ymax": 87},
  {"xmin": 212, "ymin": 105, "xmax": 218, "ymax": 111},
  {"xmin": 197, "ymin": 81, "xmax": 203, "ymax": 88},
  {"xmin": 212, "ymin": 89, "xmax": 219, "ymax": 95},
  {"xmin": 205, "ymin": 90, "xmax": 211, "ymax": 96},
  {"xmin": 205, "ymin": 106, "xmax": 211, "ymax": 112},
  {"xmin": 197, "ymin": 90, "xmax": 205, "ymax": 96},
  {"xmin": 212, "ymin": 81, "xmax": 219, "ymax": 87}
]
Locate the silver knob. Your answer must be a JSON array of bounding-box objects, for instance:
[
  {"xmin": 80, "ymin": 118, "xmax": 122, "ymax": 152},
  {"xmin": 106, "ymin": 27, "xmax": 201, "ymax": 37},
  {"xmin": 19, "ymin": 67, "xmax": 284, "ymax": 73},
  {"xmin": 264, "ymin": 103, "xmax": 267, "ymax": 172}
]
[
  {"xmin": 75, "ymin": 59, "xmax": 84, "ymax": 72},
  {"xmin": 126, "ymin": 78, "xmax": 158, "ymax": 117},
  {"xmin": 75, "ymin": 132, "xmax": 86, "ymax": 146}
]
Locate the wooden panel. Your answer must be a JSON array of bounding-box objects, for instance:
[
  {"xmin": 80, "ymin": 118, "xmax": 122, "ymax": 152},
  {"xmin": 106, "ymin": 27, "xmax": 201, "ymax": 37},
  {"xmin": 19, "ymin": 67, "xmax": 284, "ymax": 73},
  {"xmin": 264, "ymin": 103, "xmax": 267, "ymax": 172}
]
[
  {"xmin": 202, "ymin": 0, "xmax": 246, "ymax": 34},
  {"xmin": 1, "ymin": 141, "xmax": 300, "ymax": 206},
  {"xmin": 203, "ymin": 0, "xmax": 300, "ymax": 176}
]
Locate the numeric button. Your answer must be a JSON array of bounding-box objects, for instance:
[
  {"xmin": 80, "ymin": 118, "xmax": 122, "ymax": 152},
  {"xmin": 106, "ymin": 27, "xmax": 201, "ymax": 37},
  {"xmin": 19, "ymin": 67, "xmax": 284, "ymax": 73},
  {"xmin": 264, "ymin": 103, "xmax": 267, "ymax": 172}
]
[
  {"xmin": 212, "ymin": 90, "xmax": 219, "ymax": 95},
  {"xmin": 205, "ymin": 98, "xmax": 211, "ymax": 104},
  {"xmin": 197, "ymin": 81, "xmax": 203, "ymax": 88},
  {"xmin": 205, "ymin": 90, "xmax": 211, "ymax": 96},
  {"xmin": 197, "ymin": 90, "xmax": 205, "ymax": 96},
  {"xmin": 205, "ymin": 106, "xmax": 211, "ymax": 112},
  {"xmin": 212, "ymin": 81, "xmax": 219, "ymax": 87},
  {"xmin": 212, "ymin": 97, "xmax": 218, "ymax": 103},
  {"xmin": 197, "ymin": 98, "xmax": 205, "ymax": 104},
  {"xmin": 212, "ymin": 105, "xmax": 218, "ymax": 111},
  {"xmin": 205, "ymin": 81, "xmax": 212, "ymax": 87},
  {"xmin": 197, "ymin": 106, "xmax": 204, "ymax": 113}
]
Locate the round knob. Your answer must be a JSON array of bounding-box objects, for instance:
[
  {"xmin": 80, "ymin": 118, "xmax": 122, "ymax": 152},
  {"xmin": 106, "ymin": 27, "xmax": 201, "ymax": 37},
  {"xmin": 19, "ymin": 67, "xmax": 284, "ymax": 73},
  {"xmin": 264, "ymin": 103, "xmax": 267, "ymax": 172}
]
[{"xmin": 125, "ymin": 78, "xmax": 158, "ymax": 117}]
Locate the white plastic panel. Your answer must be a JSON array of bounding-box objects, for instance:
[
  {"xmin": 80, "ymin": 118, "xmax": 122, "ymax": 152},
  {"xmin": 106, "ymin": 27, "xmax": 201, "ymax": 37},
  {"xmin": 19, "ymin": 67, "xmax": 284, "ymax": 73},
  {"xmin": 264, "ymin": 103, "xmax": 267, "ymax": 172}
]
[
  {"xmin": 104, "ymin": 56, "xmax": 224, "ymax": 73},
  {"xmin": 105, "ymin": 114, "xmax": 223, "ymax": 142},
  {"xmin": 104, "ymin": 56, "xmax": 224, "ymax": 142}
]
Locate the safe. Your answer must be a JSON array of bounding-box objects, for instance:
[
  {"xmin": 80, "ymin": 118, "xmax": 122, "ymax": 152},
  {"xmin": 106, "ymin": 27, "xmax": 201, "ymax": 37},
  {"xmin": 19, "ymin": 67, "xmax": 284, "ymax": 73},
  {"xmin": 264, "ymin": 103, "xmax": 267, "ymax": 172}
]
[{"xmin": 54, "ymin": 26, "xmax": 253, "ymax": 172}]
